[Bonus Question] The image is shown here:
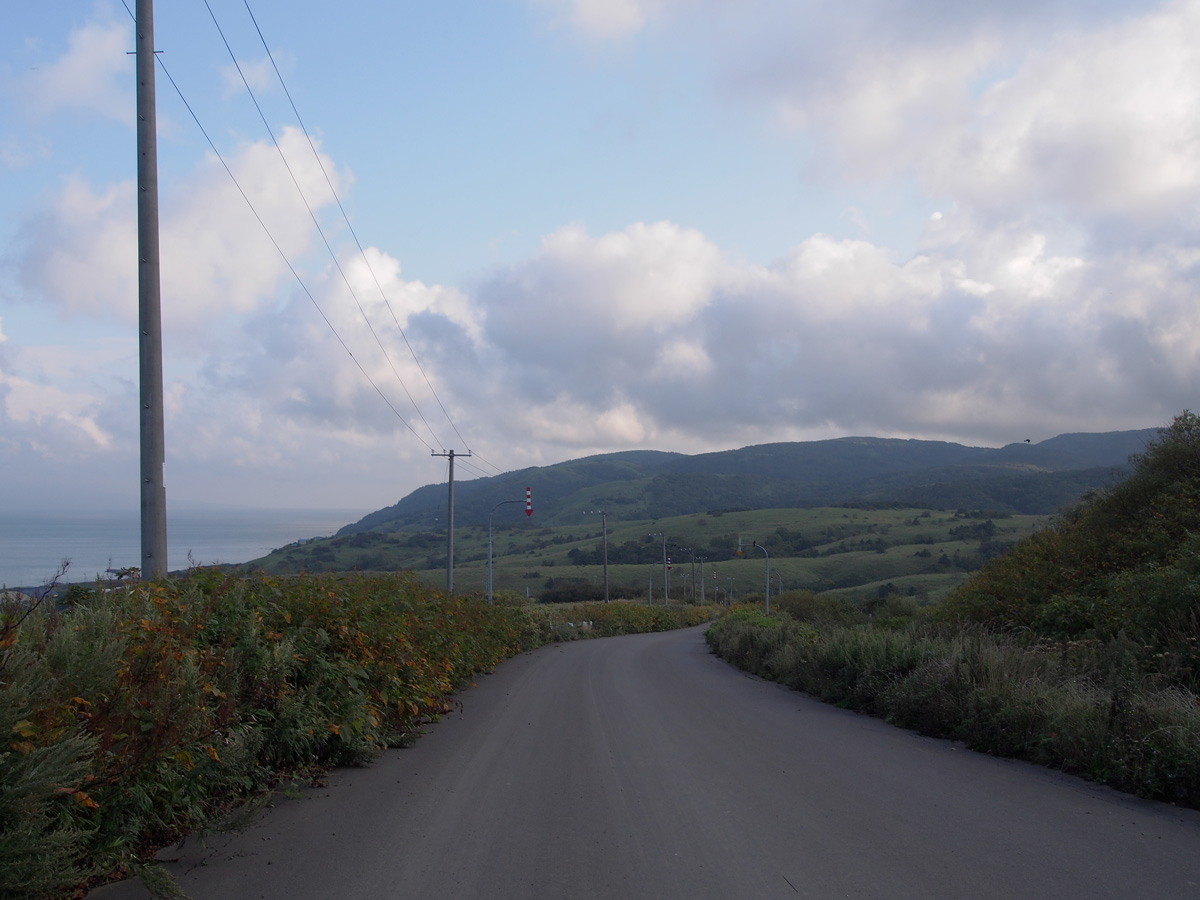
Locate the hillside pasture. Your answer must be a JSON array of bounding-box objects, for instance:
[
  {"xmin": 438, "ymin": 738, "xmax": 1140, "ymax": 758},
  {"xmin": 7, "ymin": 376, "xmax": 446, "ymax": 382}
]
[{"xmin": 242, "ymin": 507, "xmax": 1046, "ymax": 604}]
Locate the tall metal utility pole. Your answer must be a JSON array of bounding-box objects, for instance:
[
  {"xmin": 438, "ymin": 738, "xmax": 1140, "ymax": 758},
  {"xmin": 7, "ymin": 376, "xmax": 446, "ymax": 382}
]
[
  {"xmin": 599, "ymin": 510, "xmax": 609, "ymax": 603},
  {"xmin": 586, "ymin": 510, "xmax": 609, "ymax": 602},
  {"xmin": 752, "ymin": 541, "xmax": 771, "ymax": 615},
  {"xmin": 432, "ymin": 449, "xmax": 470, "ymax": 593},
  {"xmin": 136, "ymin": 0, "xmax": 167, "ymax": 579},
  {"xmin": 680, "ymin": 547, "xmax": 698, "ymax": 603},
  {"xmin": 649, "ymin": 531, "xmax": 667, "ymax": 604},
  {"xmin": 488, "ymin": 497, "xmax": 524, "ymax": 605}
]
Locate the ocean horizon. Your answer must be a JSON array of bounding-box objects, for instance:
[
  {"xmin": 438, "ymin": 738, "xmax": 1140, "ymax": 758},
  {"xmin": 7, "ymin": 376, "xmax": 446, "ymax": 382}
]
[{"xmin": 0, "ymin": 507, "xmax": 366, "ymax": 590}]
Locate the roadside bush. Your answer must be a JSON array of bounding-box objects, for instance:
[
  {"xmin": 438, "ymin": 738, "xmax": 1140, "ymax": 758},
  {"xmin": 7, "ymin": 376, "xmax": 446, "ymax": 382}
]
[
  {"xmin": 772, "ymin": 591, "xmax": 865, "ymax": 627},
  {"xmin": 706, "ymin": 616, "xmax": 1200, "ymax": 806},
  {"xmin": 0, "ymin": 572, "xmax": 532, "ymax": 898},
  {"xmin": 539, "ymin": 580, "xmax": 606, "ymax": 604}
]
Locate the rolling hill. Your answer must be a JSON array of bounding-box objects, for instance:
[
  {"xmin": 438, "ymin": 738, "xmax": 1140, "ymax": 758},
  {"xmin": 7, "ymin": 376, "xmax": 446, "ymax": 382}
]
[{"xmin": 337, "ymin": 428, "xmax": 1159, "ymax": 534}]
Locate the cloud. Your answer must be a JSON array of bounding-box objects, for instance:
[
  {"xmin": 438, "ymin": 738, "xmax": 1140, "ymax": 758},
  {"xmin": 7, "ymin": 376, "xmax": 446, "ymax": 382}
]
[
  {"xmin": 16, "ymin": 127, "xmax": 348, "ymax": 339},
  {"xmin": 702, "ymin": 0, "xmax": 1200, "ymax": 231},
  {"xmin": 18, "ymin": 16, "xmax": 132, "ymax": 124},
  {"xmin": 888, "ymin": 0, "xmax": 1200, "ymax": 232},
  {"xmin": 456, "ymin": 216, "xmax": 1195, "ymax": 453},
  {"xmin": 0, "ymin": 337, "xmax": 132, "ymax": 458},
  {"xmin": 0, "ymin": 135, "xmax": 51, "ymax": 170},
  {"xmin": 5, "ymin": 208, "xmax": 1191, "ymax": 508},
  {"xmin": 7, "ymin": 0, "xmax": 1197, "ymax": 511},
  {"xmin": 220, "ymin": 55, "xmax": 282, "ymax": 97},
  {"xmin": 478, "ymin": 221, "xmax": 724, "ymax": 409},
  {"xmin": 531, "ymin": 0, "xmax": 672, "ymax": 38}
]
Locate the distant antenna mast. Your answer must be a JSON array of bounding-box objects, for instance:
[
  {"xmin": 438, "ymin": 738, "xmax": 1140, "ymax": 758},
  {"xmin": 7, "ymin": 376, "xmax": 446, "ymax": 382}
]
[{"xmin": 136, "ymin": 0, "xmax": 167, "ymax": 579}]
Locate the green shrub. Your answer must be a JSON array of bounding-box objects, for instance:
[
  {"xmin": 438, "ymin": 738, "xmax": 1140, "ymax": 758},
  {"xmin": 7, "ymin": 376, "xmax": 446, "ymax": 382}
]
[
  {"xmin": 0, "ymin": 572, "xmax": 534, "ymax": 897},
  {"xmin": 707, "ymin": 617, "xmax": 1200, "ymax": 806}
]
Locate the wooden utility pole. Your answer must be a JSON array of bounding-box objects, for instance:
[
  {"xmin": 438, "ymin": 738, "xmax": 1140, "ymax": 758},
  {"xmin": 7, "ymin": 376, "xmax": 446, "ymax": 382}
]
[
  {"xmin": 136, "ymin": 0, "xmax": 168, "ymax": 579},
  {"xmin": 432, "ymin": 449, "xmax": 470, "ymax": 593}
]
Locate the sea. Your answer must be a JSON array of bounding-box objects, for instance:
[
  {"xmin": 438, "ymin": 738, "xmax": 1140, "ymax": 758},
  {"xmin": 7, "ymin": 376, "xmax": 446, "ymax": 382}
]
[{"xmin": 0, "ymin": 507, "xmax": 366, "ymax": 590}]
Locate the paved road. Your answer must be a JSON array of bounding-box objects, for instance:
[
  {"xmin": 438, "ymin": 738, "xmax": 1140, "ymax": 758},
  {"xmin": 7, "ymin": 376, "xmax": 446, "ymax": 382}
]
[{"xmin": 94, "ymin": 625, "xmax": 1200, "ymax": 899}]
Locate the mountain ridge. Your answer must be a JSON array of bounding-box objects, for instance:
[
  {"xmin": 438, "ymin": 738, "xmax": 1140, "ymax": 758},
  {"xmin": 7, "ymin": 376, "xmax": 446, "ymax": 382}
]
[{"xmin": 338, "ymin": 429, "xmax": 1159, "ymax": 535}]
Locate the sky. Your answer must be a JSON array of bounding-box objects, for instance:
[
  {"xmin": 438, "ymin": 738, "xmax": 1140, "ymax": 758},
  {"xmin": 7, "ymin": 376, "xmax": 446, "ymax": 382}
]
[{"xmin": 1, "ymin": 0, "xmax": 1197, "ymax": 512}]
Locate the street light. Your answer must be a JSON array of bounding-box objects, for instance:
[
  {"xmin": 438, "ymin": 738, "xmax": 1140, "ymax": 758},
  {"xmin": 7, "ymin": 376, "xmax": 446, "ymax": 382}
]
[
  {"xmin": 585, "ymin": 510, "xmax": 609, "ymax": 602},
  {"xmin": 680, "ymin": 547, "xmax": 698, "ymax": 603},
  {"xmin": 751, "ymin": 540, "xmax": 770, "ymax": 615},
  {"xmin": 697, "ymin": 556, "xmax": 708, "ymax": 605},
  {"xmin": 488, "ymin": 498, "xmax": 524, "ymax": 605},
  {"xmin": 648, "ymin": 531, "xmax": 667, "ymax": 603}
]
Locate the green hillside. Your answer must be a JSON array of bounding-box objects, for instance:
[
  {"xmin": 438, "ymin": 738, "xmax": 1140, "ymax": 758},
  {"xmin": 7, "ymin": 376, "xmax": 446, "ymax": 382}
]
[
  {"xmin": 337, "ymin": 428, "xmax": 1154, "ymax": 534},
  {"xmin": 942, "ymin": 411, "xmax": 1200, "ymax": 677},
  {"xmin": 244, "ymin": 506, "xmax": 1047, "ymax": 604}
]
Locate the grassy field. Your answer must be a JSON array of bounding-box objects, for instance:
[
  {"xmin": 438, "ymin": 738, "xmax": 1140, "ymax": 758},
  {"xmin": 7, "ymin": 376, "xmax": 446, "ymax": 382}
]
[{"xmin": 243, "ymin": 506, "xmax": 1047, "ymax": 605}]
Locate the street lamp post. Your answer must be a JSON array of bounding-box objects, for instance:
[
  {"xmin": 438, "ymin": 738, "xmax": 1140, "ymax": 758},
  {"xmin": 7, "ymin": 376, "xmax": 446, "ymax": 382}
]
[
  {"xmin": 752, "ymin": 540, "xmax": 770, "ymax": 615},
  {"xmin": 648, "ymin": 531, "xmax": 667, "ymax": 603},
  {"xmin": 585, "ymin": 510, "xmax": 609, "ymax": 602},
  {"xmin": 698, "ymin": 556, "xmax": 708, "ymax": 604},
  {"xmin": 680, "ymin": 547, "xmax": 699, "ymax": 603},
  {"xmin": 488, "ymin": 498, "xmax": 524, "ymax": 605}
]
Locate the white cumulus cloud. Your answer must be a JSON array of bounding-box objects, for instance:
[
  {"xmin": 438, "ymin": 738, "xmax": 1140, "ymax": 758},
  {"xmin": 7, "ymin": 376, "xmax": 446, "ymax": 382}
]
[
  {"xmin": 532, "ymin": 0, "xmax": 672, "ymax": 38},
  {"xmin": 16, "ymin": 127, "xmax": 349, "ymax": 340},
  {"xmin": 18, "ymin": 17, "xmax": 132, "ymax": 124}
]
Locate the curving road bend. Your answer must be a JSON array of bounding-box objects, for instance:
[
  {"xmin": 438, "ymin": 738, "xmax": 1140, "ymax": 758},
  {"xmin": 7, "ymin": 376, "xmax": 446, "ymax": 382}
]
[{"xmin": 93, "ymin": 625, "xmax": 1200, "ymax": 900}]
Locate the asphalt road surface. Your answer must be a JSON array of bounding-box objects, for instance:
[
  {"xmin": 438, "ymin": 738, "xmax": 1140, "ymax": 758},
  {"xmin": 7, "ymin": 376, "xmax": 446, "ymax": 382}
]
[{"xmin": 93, "ymin": 625, "xmax": 1200, "ymax": 899}]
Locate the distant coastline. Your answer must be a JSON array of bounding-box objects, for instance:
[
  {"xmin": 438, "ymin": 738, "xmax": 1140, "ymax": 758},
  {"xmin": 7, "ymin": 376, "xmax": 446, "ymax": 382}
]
[{"xmin": 0, "ymin": 507, "xmax": 365, "ymax": 590}]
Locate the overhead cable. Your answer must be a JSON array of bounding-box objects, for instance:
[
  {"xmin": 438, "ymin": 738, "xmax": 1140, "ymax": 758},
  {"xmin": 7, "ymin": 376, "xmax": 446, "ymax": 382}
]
[
  {"xmin": 203, "ymin": 0, "xmax": 445, "ymax": 450},
  {"xmin": 120, "ymin": 0, "xmax": 435, "ymax": 452},
  {"xmin": 241, "ymin": 0, "xmax": 481, "ymax": 463}
]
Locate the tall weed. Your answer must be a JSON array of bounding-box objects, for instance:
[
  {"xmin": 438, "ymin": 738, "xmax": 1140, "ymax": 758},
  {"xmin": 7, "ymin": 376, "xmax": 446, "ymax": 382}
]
[
  {"xmin": 706, "ymin": 616, "xmax": 1200, "ymax": 806},
  {"xmin": 0, "ymin": 571, "xmax": 538, "ymax": 898}
]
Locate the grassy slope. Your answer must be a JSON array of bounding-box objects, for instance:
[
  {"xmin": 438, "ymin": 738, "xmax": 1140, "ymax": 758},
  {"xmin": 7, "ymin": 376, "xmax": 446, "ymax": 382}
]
[{"xmin": 242, "ymin": 507, "xmax": 1047, "ymax": 604}]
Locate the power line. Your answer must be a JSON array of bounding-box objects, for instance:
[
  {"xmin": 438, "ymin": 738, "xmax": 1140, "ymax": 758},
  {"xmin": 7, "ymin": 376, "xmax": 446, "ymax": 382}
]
[
  {"xmin": 121, "ymin": 0, "xmax": 435, "ymax": 452},
  {"xmin": 123, "ymin": 1, "xmax": 509, "ymax": 481},
  {"xmin": 467, "ymin": 449, "xmax": 504, "ymax": 476},
  {"xmin": 240, "ymin": 0, "xmax": 480, "ymax": 460},
  {"xmin": 202, "ymin": 0, "xmax": 446, "ymax": 450},
  {"xmin": 455, "ymin": 458, "xmax": 494, "ymax": 481}
]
